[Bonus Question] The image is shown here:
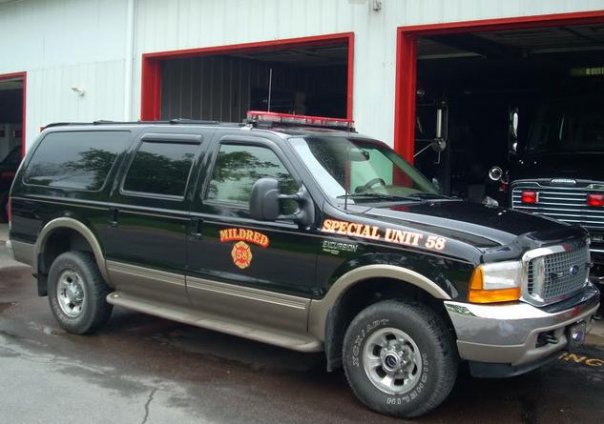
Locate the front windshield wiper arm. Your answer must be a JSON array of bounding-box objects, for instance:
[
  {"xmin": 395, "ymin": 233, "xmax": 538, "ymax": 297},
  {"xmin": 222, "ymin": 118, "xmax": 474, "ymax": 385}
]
[
  {"xmin": 337, "ymin": 192, "xmax": 452, "ymax": 202},
  {"xmin": 337, "ymin": 193, "xmax": 421, "ymax": 201}
]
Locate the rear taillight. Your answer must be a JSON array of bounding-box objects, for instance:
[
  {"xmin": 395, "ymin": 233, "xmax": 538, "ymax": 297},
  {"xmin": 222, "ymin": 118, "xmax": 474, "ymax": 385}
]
[
  {"xmin": 521, "ymin": 190, "xmax": 538, "ymax": 204},
  {"xmin": 587, "ymin": 193, "xmax": 604, "ymax": 207}
]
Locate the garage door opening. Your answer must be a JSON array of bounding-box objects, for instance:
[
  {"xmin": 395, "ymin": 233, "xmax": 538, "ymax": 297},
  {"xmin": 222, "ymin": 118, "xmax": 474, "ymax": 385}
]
[
  {"xmin": 396, "ymin": 12, "xmax": 604, "ymax": 205},
  {"xmin": 0, "ymin": 72, "xmax": 25, "ymax": 221},
  {"xmin": 142, "ymin": 34, "xmax": 353, "ymax": 123}
]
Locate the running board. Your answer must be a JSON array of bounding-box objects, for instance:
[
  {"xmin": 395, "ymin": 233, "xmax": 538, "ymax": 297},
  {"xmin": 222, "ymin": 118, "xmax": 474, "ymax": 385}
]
[{"xmin": 106, "ymin": 291, "xmax": 323, "ymax": 352}]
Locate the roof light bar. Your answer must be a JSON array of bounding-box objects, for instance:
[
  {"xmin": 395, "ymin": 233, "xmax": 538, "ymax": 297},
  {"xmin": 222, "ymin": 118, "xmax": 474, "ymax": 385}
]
[{"xmin": 246, "ymin": 110, "xmax": 355, "ymax": 130}]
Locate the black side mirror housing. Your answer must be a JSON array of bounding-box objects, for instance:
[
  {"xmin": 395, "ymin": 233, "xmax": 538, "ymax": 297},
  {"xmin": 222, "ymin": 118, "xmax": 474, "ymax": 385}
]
[{"xmin": 250, "ymin": 177, "xmax": 315, "ymax": 227}]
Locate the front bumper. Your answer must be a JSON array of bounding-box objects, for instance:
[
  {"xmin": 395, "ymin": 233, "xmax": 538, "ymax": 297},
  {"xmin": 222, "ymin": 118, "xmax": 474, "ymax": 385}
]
[{"xmin": 445, "ymin": 282, "xmax": 600, "ymax": 374}]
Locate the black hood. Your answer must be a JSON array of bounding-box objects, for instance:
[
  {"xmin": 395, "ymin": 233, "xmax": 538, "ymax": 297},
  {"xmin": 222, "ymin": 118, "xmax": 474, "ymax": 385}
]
[
  {"xmin": 351, "ymin": 199, "xmax": 580, "ymax": 248},
  {"xmin": 512, "ymin": 152, "xmax": 604, "ymax": 181}
]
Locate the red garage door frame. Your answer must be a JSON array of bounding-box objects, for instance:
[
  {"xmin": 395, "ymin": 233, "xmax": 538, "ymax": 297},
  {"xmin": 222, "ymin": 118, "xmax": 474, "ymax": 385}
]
[
  {"xmin": 141, "ymin": 33, "xmax": 355, "ymax": 121},
  {"xmin": 395, "ymin": 10, "xmax": 604, "ymax": 163},
  {"xmin": 0, "ymin": 71, "xmax": 26, "ymax": 157}
]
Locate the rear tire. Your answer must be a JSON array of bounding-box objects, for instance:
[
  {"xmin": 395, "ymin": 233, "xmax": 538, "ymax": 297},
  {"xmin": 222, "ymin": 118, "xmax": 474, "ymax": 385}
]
[
  {"xmin": 48, "ymin": 251, "xmax": 113, "ymax": 334},
  {"xmin": 342, "ymin": 300, "xmax": 458, "ymax": 418}
]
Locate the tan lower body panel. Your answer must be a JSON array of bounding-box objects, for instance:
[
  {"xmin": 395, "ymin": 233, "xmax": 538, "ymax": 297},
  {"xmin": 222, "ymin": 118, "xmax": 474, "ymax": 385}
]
[{"xmin": 107, "ymin": 291, "xmax": 323, "ymax": 352}]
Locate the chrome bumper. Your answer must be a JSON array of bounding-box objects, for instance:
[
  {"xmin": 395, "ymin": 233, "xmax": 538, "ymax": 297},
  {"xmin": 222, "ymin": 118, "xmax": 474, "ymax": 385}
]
[{"xmin": 445, "ymin": 282, "xmax": 600, "ymax": 367}]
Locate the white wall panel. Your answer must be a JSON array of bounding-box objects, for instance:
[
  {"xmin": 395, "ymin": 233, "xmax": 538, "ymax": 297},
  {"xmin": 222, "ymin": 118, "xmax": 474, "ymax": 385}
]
[
  {"xmin": 2, "ymin": 0, "xmax": 604, "ymax": 148},
  {"xmin": 25, "ymin": 60, "xmax": 125, "ymax": 147},
  {"xmin": 132, "ymin": 0, "xmax": 604, "ymax": 145}
]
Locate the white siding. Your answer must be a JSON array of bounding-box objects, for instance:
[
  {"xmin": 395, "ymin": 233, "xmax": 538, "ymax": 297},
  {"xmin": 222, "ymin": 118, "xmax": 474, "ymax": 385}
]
[
  {"xmin": 0, "ymin": 0, "xmax": 128, "ymax": 146},
  {"xmin": 1, "ymin": 0, "xmax": 604, "ymax": 148}
]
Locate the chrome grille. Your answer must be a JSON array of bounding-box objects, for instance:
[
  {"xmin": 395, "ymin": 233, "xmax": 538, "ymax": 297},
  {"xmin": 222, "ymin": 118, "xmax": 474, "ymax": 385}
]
[
  {"xmin": 511, "ymin": 180, "xmax": 604, "ymax": 231},
  {"xmin": 526, "ymin": 245, "xmax": 589, "ymax": 305}
]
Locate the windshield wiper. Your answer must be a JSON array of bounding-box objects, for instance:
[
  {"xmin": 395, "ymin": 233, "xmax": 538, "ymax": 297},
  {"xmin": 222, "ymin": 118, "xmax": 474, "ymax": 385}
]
[
  {"xmin": 337, "ymin": 193, "xmax": 421, "ymax": 201},
  {"xmin": 337, "ymin": 192, "xmax": 450, "ymax": 202}
]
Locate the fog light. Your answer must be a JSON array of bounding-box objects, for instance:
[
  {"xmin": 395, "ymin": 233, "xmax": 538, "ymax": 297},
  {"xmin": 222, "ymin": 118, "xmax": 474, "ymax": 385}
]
[{"xmin": 567, "ymin": 321, "xmax": 587, "ymax": 349}]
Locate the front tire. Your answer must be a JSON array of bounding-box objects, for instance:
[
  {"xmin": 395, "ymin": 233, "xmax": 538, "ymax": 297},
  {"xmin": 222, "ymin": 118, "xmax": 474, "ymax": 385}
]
[
  {"xmin": 48, "ymin": 251, "xmax": 113, "ymax": 334},
  {"xmin": 343, "ymin": 300, "xmax": 458, "ymax": 418}
]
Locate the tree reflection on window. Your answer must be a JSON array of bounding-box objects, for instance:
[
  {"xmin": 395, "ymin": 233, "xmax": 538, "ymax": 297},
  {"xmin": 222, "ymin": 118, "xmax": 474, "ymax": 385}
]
[{"xmin": 207, "ymin": 144, "xmax": 296, "ymax": 205}]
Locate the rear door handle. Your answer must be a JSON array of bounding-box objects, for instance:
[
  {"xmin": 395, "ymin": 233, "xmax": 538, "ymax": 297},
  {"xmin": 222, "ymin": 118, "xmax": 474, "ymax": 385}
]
[
  {"xmin": 110, "ymin": 208, "xmax": 119, "ymax": 228},
  {"xmin": 191, "ymin": 218, "xmax": 203, "ymax": 239}
]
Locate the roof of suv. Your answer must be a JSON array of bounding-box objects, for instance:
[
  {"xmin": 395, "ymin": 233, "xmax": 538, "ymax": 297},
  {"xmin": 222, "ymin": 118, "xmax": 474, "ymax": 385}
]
[{"xmin": 42, "ymin": 119, "xmax": 360, "ymax": 140}]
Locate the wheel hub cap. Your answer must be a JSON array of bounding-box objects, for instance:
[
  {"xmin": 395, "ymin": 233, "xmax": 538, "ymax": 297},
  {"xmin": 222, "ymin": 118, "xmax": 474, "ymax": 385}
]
[
  {"xmin": 362, "ymin": 328, "xmax": 423, "ymax": 395},
  {"xmin": 57, "ymin": 270, "xmax": 85, "ymax": 318}
]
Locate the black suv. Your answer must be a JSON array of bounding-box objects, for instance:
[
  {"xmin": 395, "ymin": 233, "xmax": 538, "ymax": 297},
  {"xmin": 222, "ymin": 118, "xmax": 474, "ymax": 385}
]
[{"xmin": 8, "ymin": 112, "xmax": 600, "ymax": 418}]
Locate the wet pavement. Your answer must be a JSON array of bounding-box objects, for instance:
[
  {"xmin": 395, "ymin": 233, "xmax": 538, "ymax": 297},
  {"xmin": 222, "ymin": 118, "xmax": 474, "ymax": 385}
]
[{"xmin": 1, "ymin": 236, "xmax": 603, "ymax": 423}]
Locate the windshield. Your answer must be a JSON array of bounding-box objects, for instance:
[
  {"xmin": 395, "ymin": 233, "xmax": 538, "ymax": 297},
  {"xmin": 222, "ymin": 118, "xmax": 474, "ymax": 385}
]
[
  {"xmin": 289, "ymin": 136, "xmax": 438, "ymax": 203},
  {"xmin": 527, "ymin": 97, "xmax": 604, "ymax": 154}
]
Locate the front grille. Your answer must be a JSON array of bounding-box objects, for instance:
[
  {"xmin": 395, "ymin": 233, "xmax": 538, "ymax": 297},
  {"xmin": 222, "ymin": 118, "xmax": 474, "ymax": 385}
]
[
  {"xmin": 525, "ymin": 245, "xmax": 589, "ymax": 305},
  {"xmin": 511, "ymin": 180, "xmax": 604, "ymax": 232}
]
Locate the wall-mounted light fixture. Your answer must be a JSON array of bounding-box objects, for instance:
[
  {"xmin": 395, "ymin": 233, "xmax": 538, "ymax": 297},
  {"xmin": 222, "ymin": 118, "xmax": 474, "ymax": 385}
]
[
  {"xmin": 372, "ymin": 0, "xmax": 382, "ymax": 11},
  {"xmin": 71, "ymin": 86, "xmax": 85, "ymax": 97}
]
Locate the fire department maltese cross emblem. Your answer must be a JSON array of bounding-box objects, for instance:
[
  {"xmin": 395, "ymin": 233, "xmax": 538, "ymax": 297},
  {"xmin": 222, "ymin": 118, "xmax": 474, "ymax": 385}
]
[{"xmin": 231, "ymin": 241, "xmax": 253, "ymax": 269}]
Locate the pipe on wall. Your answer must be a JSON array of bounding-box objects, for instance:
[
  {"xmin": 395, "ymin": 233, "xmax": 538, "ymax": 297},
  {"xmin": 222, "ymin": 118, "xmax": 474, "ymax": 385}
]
[{"xmin": 123, "ymin": 0, "xmax": 135, "ymax": 121}]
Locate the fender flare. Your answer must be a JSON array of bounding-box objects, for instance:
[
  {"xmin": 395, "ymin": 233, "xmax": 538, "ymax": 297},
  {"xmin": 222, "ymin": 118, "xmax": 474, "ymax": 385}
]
[
  {"xmin": 308, "ymin": 264, "xmax": 451, "ymax": 341},
  {"xmin": 34, "ymin": 217, "xmax": 109, "ymax": 282}
]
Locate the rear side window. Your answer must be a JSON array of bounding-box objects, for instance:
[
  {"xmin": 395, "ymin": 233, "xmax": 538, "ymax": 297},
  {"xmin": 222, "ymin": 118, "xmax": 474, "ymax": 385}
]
[
  {"xmin": 123, "ymin": 141, "xmax": 198, "ymax": 198},
  {"xmin": 24, "ymin": 131, "xmax": 129, "ymax": 191}
]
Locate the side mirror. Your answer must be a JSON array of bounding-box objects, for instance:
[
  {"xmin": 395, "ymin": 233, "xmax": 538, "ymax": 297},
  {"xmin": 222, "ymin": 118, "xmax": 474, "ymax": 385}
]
[{"xmin": 250, "ymin": 177, "xmax": 315, "ymax": 227}]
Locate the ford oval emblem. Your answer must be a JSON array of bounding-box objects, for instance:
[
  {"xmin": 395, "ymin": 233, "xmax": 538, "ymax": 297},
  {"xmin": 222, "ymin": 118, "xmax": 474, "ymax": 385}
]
[
  {"xmin": 551, "ymin": 178, "xmax": 577, "ymax": 185},
  {"xmin": 569, "ymin": 265, "xmax": 580, "ymax": 276}
]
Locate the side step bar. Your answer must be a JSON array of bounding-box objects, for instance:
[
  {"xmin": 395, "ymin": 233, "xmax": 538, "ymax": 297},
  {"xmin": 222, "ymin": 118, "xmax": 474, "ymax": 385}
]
[{"xmin": 106, "ymin": 291, "xmax": 323, "ymax": 352}]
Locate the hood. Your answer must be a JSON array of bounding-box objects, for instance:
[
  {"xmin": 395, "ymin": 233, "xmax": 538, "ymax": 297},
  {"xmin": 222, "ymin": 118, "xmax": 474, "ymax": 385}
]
[
  {"xmin": 351, "ymin": 199, "xmax": 579, "ymax": 248},
  {"xmin": 512, "ymin": 152, "xmax": 604, "ymax": 181}
]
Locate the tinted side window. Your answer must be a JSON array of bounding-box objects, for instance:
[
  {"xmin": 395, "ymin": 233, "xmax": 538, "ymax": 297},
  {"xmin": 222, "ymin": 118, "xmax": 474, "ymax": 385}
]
[
  {"xmin": 206, "ymin": 144, "xmax": 296, "ymax": 205},
  {"xmin": 24, "ymin": 131, "xmax": 129, "ymax": 191},
  {"xmin": 123, "ymin": 141, "xmax": 198, "ymax": 197}
]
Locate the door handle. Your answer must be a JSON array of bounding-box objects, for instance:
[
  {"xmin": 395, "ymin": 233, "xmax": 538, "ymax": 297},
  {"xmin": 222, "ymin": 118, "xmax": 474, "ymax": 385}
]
[
  {"xmin": 110, "ymin": 208, "xmax": 119, "ymax": 228},
  {"xmin": 191, "ymin": 218, "xmax": 203, "ymax": 239}
]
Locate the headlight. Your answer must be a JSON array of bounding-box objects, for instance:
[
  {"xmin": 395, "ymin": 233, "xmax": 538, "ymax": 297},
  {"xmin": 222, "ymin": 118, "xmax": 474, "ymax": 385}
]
[{"xmin": 468, "ymin": 260, "xmax": 522, "ymax": 303}]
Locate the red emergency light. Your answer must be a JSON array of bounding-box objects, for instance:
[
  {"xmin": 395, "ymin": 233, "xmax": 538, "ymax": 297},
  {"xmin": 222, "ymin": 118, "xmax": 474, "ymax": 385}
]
[
  {"xmin": 246, "ymin": 110, "xmax": 355, "ymax": 130},
  {"xmin": 521, "ymin": 190, "xmax": 539, "ymax": 204},
  {"xmin": 587, "ymin": 193, "xmax": 604, "ymax": 207}
]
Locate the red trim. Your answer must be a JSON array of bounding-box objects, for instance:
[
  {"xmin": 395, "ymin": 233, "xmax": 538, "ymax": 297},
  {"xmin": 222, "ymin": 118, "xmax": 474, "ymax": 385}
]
[
  {"xmin": 394, "ymin": 33, "xmax": 417, "ymax": 163},
  {"xmin": 0, "ymin": 71, "xmax": 26, "ymax": 158},
  {"xmin": 140, "ymin": 33, "xmax": 355, "ymax": 121},
  {"xmin": 346, "ymin": 33, "xmax": 355, "ymax": 120},
  {"xmin": 394, "ymin": 10, "xmax": 604, "ymax": 160},
  {"xmin": 141, "ymin": 58, "xmax": 161, "ymax": 120}
]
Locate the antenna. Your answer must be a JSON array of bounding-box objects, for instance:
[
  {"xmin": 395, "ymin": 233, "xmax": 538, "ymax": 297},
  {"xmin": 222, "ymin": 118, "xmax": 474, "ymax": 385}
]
[{"xmin": 267, "ymin": 68, "xmax": 273, "ymax": 112}]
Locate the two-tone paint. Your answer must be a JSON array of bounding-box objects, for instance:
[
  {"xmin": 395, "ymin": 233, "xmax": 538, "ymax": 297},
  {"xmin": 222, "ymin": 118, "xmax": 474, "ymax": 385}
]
[{"xmin": 8, "ymin": 122, "xmax": 599, "ymax": 371}]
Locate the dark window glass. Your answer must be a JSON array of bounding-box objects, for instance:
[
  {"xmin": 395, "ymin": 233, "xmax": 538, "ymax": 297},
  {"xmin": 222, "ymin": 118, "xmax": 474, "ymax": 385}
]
[
  {"xmin": 206, "ymin": 144, "xmax": 297, "ymax": 206},
  {"xmin": 24, "ymin": 131, "xmax": 129, "ymax": 191},
  {"xmin": 123, "ymin": 141, "xmax": 198, "ymax": 197}
]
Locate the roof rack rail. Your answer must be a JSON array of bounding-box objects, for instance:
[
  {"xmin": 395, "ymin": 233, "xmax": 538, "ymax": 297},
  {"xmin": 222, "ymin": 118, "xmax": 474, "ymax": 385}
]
[
  {"xmin": 42, "ymin": 118, "xmax": 238, "ymax": 130},
  {"xmin": 169, "ymin": 118, "xmax": 221, "ymax": 125}
]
